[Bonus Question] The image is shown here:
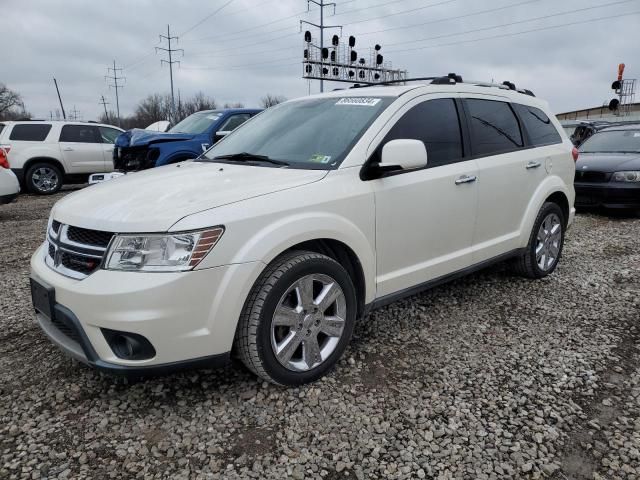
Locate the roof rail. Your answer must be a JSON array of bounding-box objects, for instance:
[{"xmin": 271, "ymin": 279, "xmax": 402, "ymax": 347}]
[{"xmin": 349, "ymin": 73, "xmax": 535, "ymax": 97}]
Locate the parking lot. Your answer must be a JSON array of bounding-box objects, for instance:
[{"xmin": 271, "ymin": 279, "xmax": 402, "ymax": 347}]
[{"xmin": 0, "ymin": 191, "xmax": 638, "ymax": 480}]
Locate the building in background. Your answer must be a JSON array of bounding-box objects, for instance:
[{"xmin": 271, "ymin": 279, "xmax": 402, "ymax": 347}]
[{"xmin": 556, "ymin": 102, "xmax": 640, "ymax": 123}]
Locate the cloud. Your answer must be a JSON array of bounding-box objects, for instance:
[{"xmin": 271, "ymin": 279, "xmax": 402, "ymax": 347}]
[{"xmin": 2, "ymin": 0, "xmax": 638, "ymax": 121}]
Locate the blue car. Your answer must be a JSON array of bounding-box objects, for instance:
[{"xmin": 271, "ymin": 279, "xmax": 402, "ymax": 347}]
[{"xmin": 113, "ymin": 108, "xmax": 261, "ymax": 171}]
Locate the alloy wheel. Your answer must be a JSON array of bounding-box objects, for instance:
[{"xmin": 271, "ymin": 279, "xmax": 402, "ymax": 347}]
[
  {"xmin": 32, "ymin": 167, "xmax": 60, "ymax": 193},
  {"xmin": 270, "ymin": 273, "xmax": 347, "ymax": 372},
  {"xmin": 535, "ymin": 213, "xmax": 562, "ymax": 271}
]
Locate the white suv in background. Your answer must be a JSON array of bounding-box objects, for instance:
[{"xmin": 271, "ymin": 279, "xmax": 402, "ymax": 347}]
[
  {"xmin": 0, "ymin": 121, "xmax": 123, "ymax": 194},
  {"xmin": 30, "ymin": 78, "xmax": 576, "ymax": 385}
]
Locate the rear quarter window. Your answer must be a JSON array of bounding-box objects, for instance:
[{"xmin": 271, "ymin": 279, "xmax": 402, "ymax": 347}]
[
  {"xmin": 465, "ymin": 99, "xmax": 523, "ymax": 157},
  {"xmin": 515, "ymin": 104, "xmax": 562, "ymax": 146},
  {"xmin": 9, "ymin": 124, "xmax": 53, "ymax": 141}
]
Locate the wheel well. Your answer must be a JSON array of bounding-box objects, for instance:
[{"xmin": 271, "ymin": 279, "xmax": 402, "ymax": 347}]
[
  {"xmin": 24, "ymin": 157, "xmax": 65, "ymax": 176},
  {"xmin": 545, "ymin": 191, "xmax": 570, "ymax": 226},
  {"xmin": 285, "ymin": 239, "xmax": 366, "ymax": 319}
]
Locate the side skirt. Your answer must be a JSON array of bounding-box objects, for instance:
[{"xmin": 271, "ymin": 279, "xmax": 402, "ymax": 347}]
[{"xmin": 364, "ymin": 248, "xmax": 525, "ymax": 314}]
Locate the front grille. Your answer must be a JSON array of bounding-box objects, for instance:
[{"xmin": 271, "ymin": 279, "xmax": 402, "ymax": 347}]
[
  {"xmin": 114, "ymin": 147, "xmax": 158, "ymax": 172},
  {"xmin": 46, "ymin": 222, "xmax": 113, "ymax": 280},
  {"xmin": 574, "ymin": 171, "xmax": 610, "ymax": 183},
  {"xmin": 67, "ymin": 226, "xmax": 114, "ymax": 248}
]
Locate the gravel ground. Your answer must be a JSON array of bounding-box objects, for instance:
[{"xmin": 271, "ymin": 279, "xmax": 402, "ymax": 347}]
[{"xmin": 1, "ymin": 191, "xmax": 639, "ymax": 480}]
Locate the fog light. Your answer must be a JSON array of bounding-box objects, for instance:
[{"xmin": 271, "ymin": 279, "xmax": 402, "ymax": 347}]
[{"xmin": 102, "ymin": 329, "xmax": 156, "ymax": 360}]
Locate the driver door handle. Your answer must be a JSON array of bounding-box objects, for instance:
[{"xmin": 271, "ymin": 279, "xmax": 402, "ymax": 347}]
[
  {"xmin": 526, "ymin": 161, "xmax": 542, "ymax": 169},
  {"xmin": 455, "ymin": 174, "xmax": 477, "ymax": 185}
]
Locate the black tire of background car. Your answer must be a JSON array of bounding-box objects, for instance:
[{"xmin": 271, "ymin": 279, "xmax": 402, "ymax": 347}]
[
  {"xmin": 234, "ymin": 250, "xmax": 357, "ymax": 386},
  {"xmin": 25, "ymin": 162, "xmax": 63, "ymax": 195},
  {"xmin": 512, "ymin": 201, "xmax": 566, "ymax": 279}
]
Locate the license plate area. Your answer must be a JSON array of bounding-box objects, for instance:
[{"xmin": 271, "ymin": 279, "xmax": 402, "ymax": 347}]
[{"xmin": 30, "ymin": 278, "xmax": 55, "ymax": 320}]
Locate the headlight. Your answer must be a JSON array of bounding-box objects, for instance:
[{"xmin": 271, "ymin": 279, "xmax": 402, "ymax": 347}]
[
  {"xmin": 104, "ymin": 227, "xmax": 224, "ymax": 272},
  {"xmin": 612, "ymin": 171, "xmax": 640, "ymax": 183}
]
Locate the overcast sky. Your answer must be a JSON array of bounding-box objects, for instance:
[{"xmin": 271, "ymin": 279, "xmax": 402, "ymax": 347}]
[{"xmin": 3, "ymin": 0, "xmax": 639, "ymax": 121}]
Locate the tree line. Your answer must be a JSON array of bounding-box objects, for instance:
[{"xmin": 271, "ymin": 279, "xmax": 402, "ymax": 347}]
[{"xmin": 0, "ymin": 82, "xmax": 286, "ymax": 128}]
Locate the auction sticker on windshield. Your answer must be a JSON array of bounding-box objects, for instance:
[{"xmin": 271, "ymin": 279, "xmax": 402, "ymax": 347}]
[{"xmin": 336, "ymin": 98, "xmax": 381, "ymax": 106}]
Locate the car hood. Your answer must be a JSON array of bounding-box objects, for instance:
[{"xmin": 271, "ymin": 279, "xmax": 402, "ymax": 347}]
[
  {"xmin": 52, "ymin": 161, "xmax": 329, "ymax": 232},
  {"xmin": 115, "ymin": 128, "xmax": 197, "ymax": 148},
  {"xmin": 576, "ymin": 152, "xmax": 640, "ymax": 173}
]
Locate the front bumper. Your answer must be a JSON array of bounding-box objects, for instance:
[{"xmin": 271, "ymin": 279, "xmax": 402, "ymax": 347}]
[
  {"xmin": 30, "ymin": 243, "xmax": 265, "ymax": 374},
  {"xmin": 575, "ymin": 182, "xmax": 640, "ymax": 209}
]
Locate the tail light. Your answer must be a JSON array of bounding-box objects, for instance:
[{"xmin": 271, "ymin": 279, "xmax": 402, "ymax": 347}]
[
  {"xmin": 571, "ymin": 147, "xmax": 579, "ymax": 162},
  {"xmin": 0, "ymin": 148, "xmax": 9, "ymax": 169}
]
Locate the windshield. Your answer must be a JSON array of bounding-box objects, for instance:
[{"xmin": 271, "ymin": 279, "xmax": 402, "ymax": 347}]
[
  {"xmin": 169, "ymin": 111, "xmax": 222, "ymax": 134},
  {"xmin": 201, "ymin": 96, "xmax": 394, "ymax": 169},
  {"xmin": 580, "ymin": 129, "xmax": 640, "ymax": 153}
]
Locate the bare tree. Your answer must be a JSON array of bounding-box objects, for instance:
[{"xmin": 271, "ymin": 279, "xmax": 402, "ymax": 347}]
[
  {"xmin": 261, "ymin": 94, "xmax": 286, "ymax": 108},
  {"xmin": 0, "ymin": 84, "xmax": 27, "ymax": 120},
  {"xmin": 223, "ymin": 102, "xmax": 245, "ymax": 108}
]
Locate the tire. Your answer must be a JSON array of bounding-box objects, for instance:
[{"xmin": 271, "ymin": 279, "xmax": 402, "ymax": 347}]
[
  {"xmin": 25, "ymin": 162, "xmax": 63, "ymax": 195},
  {"xmin": 235, "ymin": 251, "xmax": 357, "ymax": 386},
  {"xmin": 512, "ymin": 201, "xmax": 566, "ymax": 279}
]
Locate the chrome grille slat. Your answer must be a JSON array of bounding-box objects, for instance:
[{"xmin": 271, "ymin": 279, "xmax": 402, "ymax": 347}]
[{"xmin": 46, "ymin": 222, "xmax": 114, "ymax": 280}]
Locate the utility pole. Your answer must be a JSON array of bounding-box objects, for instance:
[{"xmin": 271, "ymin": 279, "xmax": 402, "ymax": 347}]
[
  {"xmin": 53, "ymin": 78, "xmax": 66, "ymax": 120},
  {"xmin": 105, "ymin": 60, "xmax": 125, "ymax": 126},
  {"xmin": 99, "ymin": 95, "xmax": 110, "ymax": 122},
  {"xmin": 301, "ymin": 0, "xmax": 341, "ymax": 93},
  {"xmin": 69, "ymin": 105, "xmax": 80, "ymax": 121},
  {"xmin": 156, "ymin": 25, "xmax": 183, "ymax": 123}
]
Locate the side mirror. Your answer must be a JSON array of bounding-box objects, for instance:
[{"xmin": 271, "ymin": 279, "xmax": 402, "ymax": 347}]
[
  {"xmin": 213, "ymin": 130, "xmax": 231, "ymax": 143},
  {"xmin": 380, "ymin": 139, "xmax": 428, "ymax": 171}
]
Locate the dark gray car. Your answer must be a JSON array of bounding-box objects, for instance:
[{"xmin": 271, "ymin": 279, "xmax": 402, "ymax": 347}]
[{"xmin": 574, "ymin": 124, "xmax": 640, "ymax": 211}]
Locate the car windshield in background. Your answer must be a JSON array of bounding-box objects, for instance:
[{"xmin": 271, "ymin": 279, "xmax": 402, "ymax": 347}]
[
  {"xmin": 580, "ymin": 129, "xmax": 640, "ymax": 153},
  {"xmin": 201, "ymin": 97, "xmax": 394, "ymax": 169},
  {"xmin": 169, "ymin": 111, "xmax": 222, "ymax": 134}
]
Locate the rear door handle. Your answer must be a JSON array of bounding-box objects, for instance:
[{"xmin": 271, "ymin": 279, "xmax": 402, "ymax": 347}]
[
  {"xmin": 62, "ymin": 147, "xmax": 74, "ymax": 152},
  {"xmin": 455, "ymin": 175, "xmax": 477, "ymax": 185},
  {"xmin": 526, "ymin": 161, "xmax": 541, "ymax": 169}
]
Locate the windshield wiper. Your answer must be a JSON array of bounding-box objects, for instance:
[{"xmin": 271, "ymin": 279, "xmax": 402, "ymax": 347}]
[{"xmin": 213, "ymin": 152, "xmax": 289, "ymax": 166}]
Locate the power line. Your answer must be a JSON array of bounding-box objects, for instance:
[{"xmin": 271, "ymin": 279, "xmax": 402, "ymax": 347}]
[
  {"xmin": 343, "ymin": 0, "xmax": 458, "ymax": 26},
  {"xmin": 179, "ymin": 0, "xmax": 236, "ymax": 37},
  {"xmin": 385, "ymin": 9, "xmax": 640, "ymax": 54},
  {"xmin": 384, "ymin": 0, "xmax": 636, "ymax": 48},
  {"xmin": 352, "ymin": 0, "xmax": 540, "ymax": 36},
  {"xmin": 105, "ymin": 60, "xmax": 125, "ymax": 126},
  {"xmin": 156, "ymin": 24, "xmax": 183, "ymax": 123}
]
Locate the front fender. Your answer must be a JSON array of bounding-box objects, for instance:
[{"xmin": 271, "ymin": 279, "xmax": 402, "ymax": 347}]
[
  {"xmin": 518, "ymin": 175, "xmax": 574, "ymax": 247},
  {"xmin": 204, "ymin": 212, "xmax": 376, "ymax": 304}
]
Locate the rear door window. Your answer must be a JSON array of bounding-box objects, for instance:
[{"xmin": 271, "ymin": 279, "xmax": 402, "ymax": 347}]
[
  {"xmin": 59, "ymin": 125, "xmax": 100, "ymax": 143},
  {"xmin": 98, "ymin": 126, "xmax": 122, "ymax": 144},
  {"xmin": 515, "ymin": 104, "xmax": 562, "ymax": 146},
  {"xmin": 465, "ymin": 99, "xmax": 523, "ymax": 157},
  {"xmin": 380, "ymin": 98, "xmax": 464, "ymax": 168},
  {"xmin": 9, "ymin": 124, "xmax": 52, "ymax": 141}
]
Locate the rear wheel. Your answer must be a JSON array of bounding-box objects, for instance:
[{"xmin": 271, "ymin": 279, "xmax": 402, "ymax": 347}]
[
  {"xmin": 26, "ymin": 163, "xmax": 62, "ymax": 195},
  {"xmin": 513, "ymin": 202, "xmax": 565, "ymax": 278},
  {"xmin": 235, "ymin": 251, "xmax": 357, "ymax": 385}
]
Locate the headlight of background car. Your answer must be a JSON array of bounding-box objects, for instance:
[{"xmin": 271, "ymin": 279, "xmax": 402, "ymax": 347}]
[
  {"xmin": 104, "ymin": 227, "xmax": 224, "ymax": 272},
  {"xmin": 612, "ymin": 171, "xmax": 640, "ymax": 183}
]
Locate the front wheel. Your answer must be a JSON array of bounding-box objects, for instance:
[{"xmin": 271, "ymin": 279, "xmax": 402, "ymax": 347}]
[
  {"xmin": 235, "ymin": 251, "xmax": 357, "ymax": 385},
  {"xmin": 26, "ymin": 163, "xmax": 62, "ymax": 195},
  {"xmin": 512, "ymin": 202, "xmax": 566, "ymax": 278}
]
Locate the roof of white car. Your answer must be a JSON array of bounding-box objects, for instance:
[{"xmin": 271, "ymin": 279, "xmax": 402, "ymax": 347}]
[
  {"xmin": 305, "ymin": 82, "xmax": 547, "ymax": 108},
  {"xmin": 0, "ymin": 120, "xmax": 123, "ymax": 129}
]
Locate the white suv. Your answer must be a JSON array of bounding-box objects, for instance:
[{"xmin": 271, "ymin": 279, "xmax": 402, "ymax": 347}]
[
  {"xmin": 0, "ymin": 121, "xmax": 123, "ymax": 194},
  {"xmin": 30, "ymin": 79, "xmax": 576, "ymax": 385}
]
